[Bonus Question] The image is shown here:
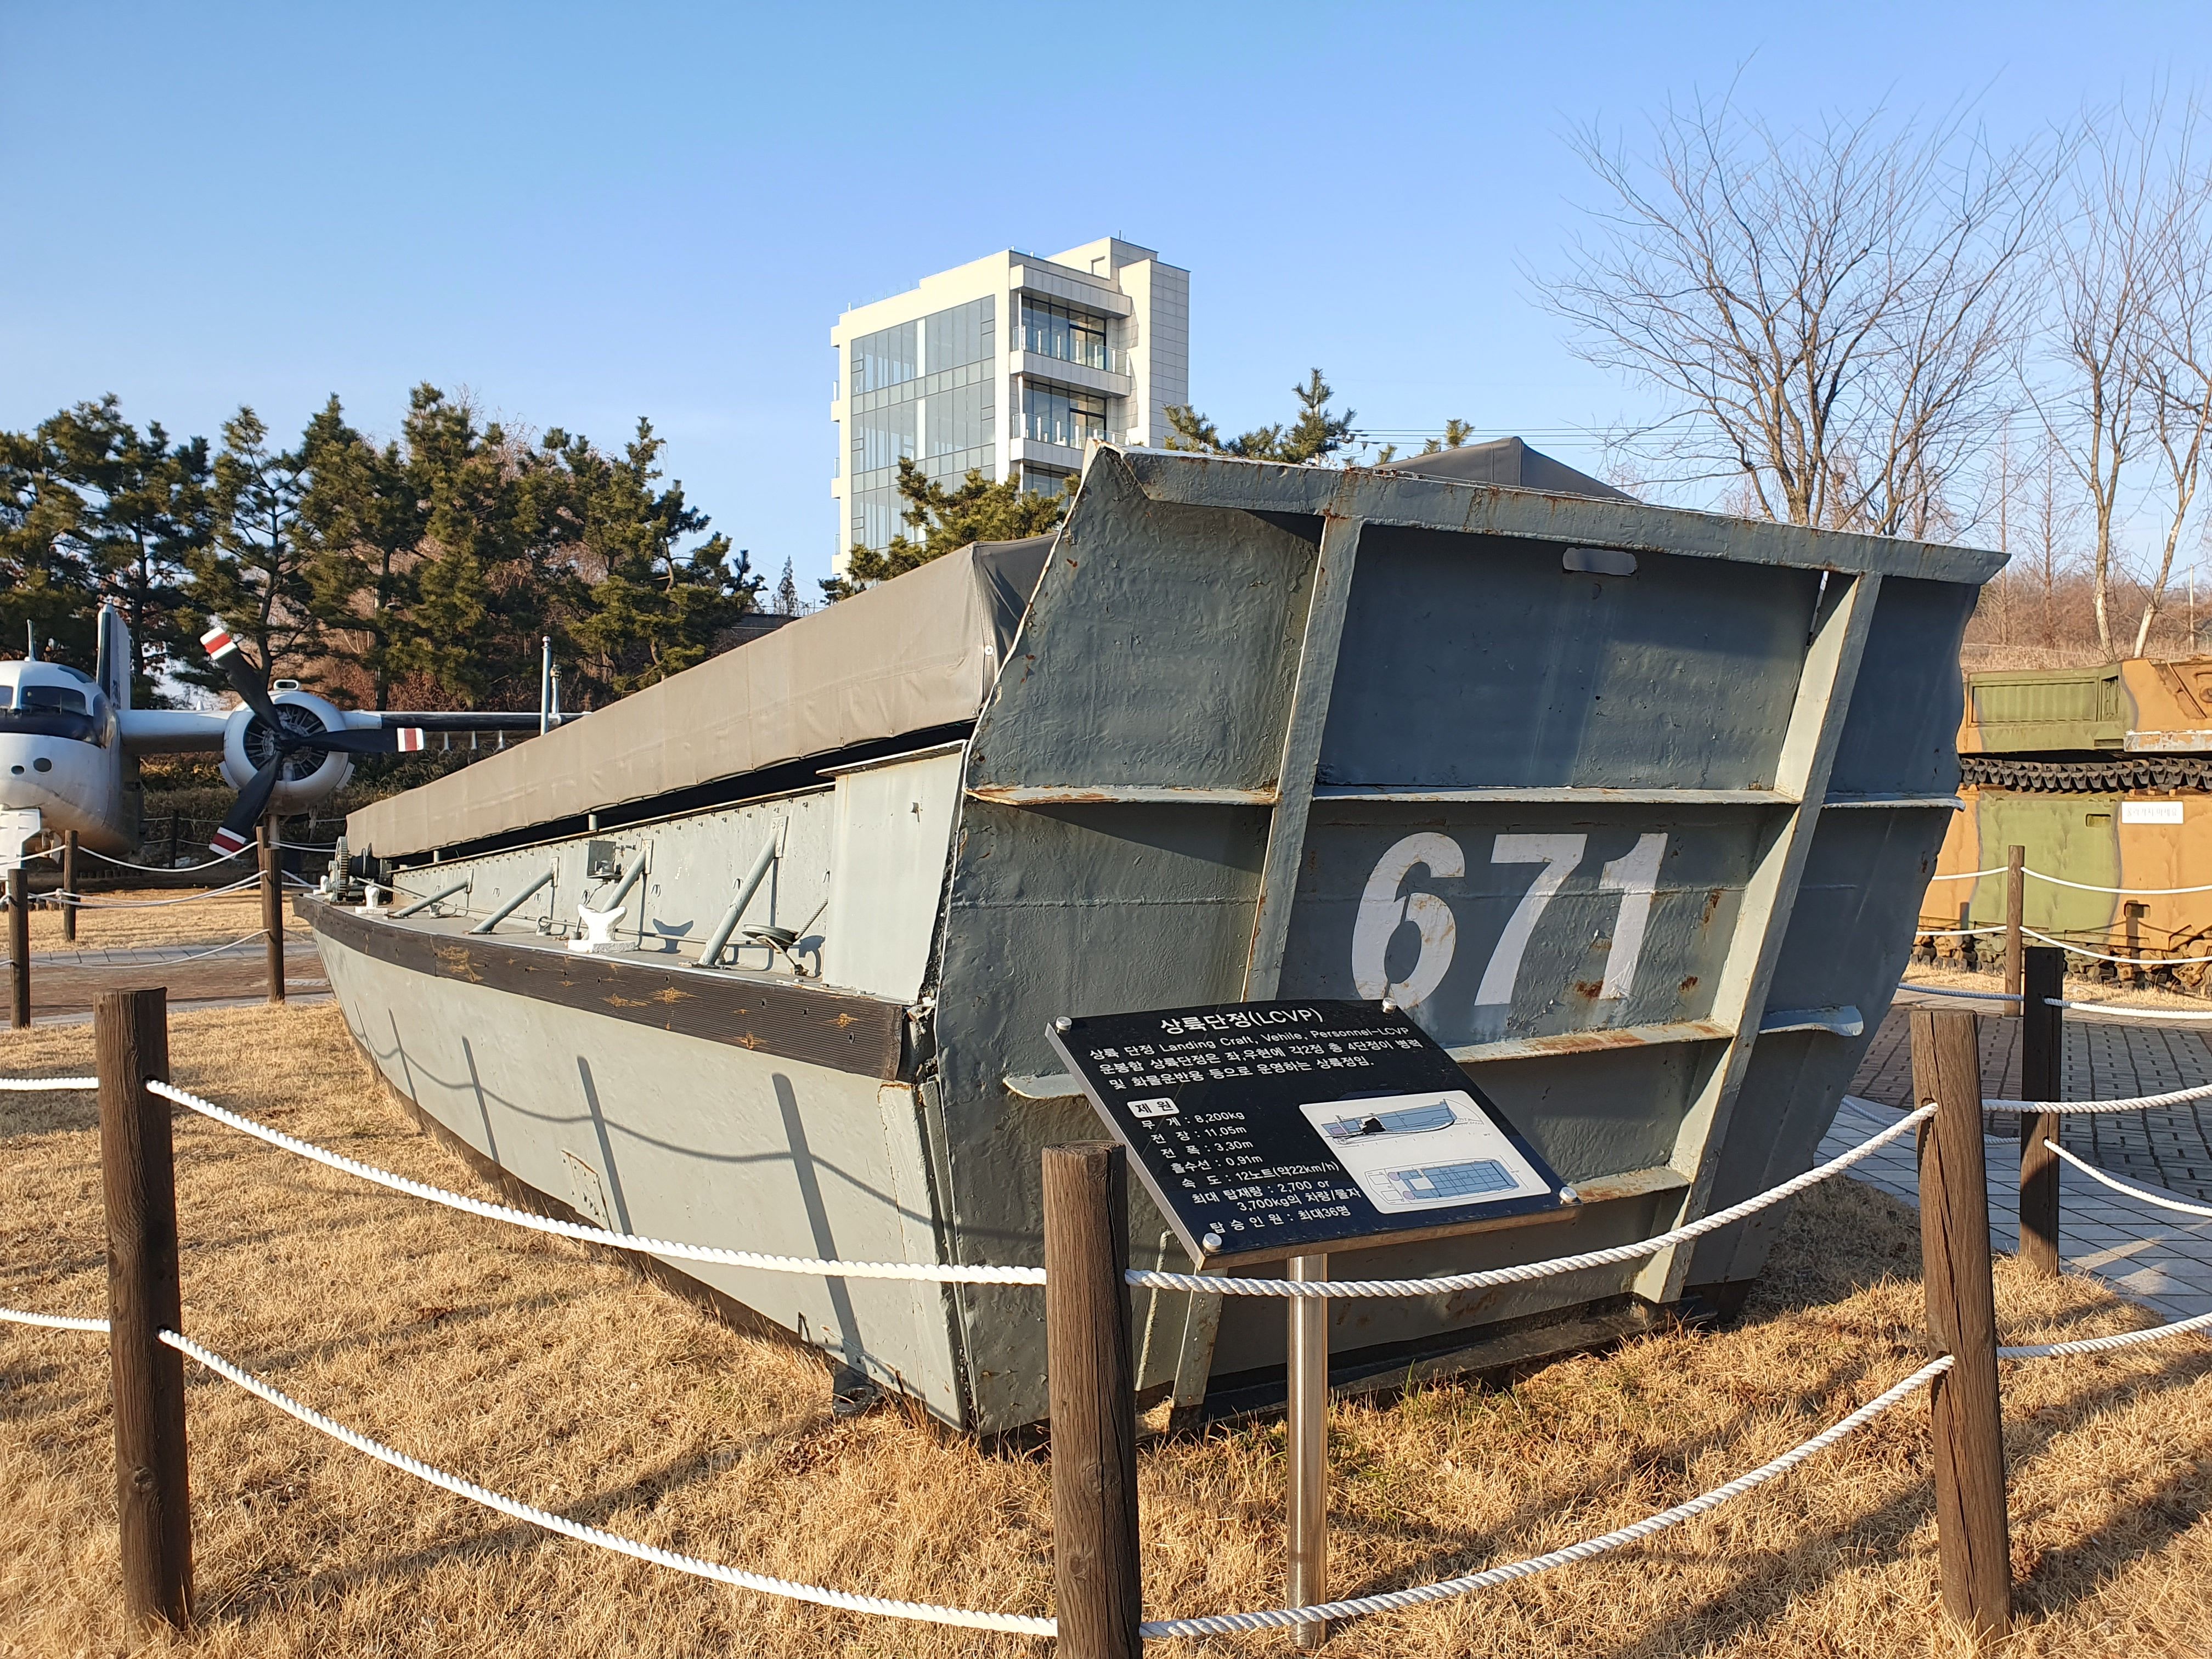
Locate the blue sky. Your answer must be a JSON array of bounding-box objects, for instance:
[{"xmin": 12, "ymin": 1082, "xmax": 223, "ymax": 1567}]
[{"xmin": 3, "ymin": 2, "xmax": 2207, "ymax": 592}]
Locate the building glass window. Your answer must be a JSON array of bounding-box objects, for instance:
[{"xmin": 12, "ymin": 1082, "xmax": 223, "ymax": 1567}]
[
  {"xmin": 855, "ymin": 401, "xmax": 916, "ymax": 475},
  {"xmin": 926, "ymin": 297, "xmax": 995, "ymax": 372},
  {"xmin": 1019, "ymin": 299, "xmax": 1109, "ymax": 371},
  {"xmin": 852, "ymin": 321, "xmax": 917, "ymax": 394},
  {"xmin": 847, "ymin": 298, "xmax": 1002, "ymax": 554},
  {"xmin": 1020, "ymin": 465, "xmax": 1074, "ymax": 499},
  {"xmin": 929, "ymin": 381, "xmax": 993, "ymax": 458},
  {"xmin": 1022, "ymin": 382, "xmax": 1107, "ymax": 449}
]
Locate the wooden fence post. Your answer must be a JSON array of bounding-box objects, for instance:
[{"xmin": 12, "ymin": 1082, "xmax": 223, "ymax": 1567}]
[
  {"xmin": 2018, "ymin": 947, "xmax": 2064, "ymax": 1276},
  {"xmin": 63, "ymin": 829, "xmax": 79, "ymax": 944},
  {"xmin": 1910, "ymin": 1009, "xmax": 2010, "ymax": 1641},
  {"xmin": 7, "ymin": 864, "xmax": 26, "ymax": 1030},
  {"xmin": 97, "ymin": 987, "xmax": 193, "ymax": 1631},
  {"xmin": 1043, "ymin": 1143, "xmax": 1142, "ymax": 1659},
  {"xmin": 258, "ymin": 820, "xmax": 284, "ymax": 1004},
  {"xmin": 2003, "ymin": 844, "xmax": 2025, "ymax": 999}
]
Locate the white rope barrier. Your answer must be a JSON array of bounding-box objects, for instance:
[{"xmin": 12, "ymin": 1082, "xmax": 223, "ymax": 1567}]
[
  {"xmin": 1128, "ymin": 1105, "xmax": 1935, "ymax": 1299},
  {"xmin": 146, "ymin": 1081, "xmax": 1051, "ymax": 1287},
  {"xmin": 1983, "ymin": 1079, "xmax": 2212, "ymax": 1114},
  {"xmin": 71, "ymin": 874, "xmax": 263, "ymax": 910},
  {"xmin": 2021, "ymin": 927, "xmax": 2212, "ymax": 967},
  {"xmin": 1999, "ymin": 1307, "xmax": 2212, "ymax": 1358},
  {"xmin": 38, "ymin": 845, "xmax": 247, "ymax": 874},
  {"xmin": 158, "ymin": 1330, "xmax": 1057, "ymax": 1637},
  {"xmin": 0, "ymin": 1075, "xmax": 97, "ymax": 1091},
  {"xmin": 2047, "ymin": 997, "xmax": 2212, "ymax": 1023},
  {"xmin": 2026, "ymin": 869, "xmax": 2212, "ymax": 896},
  {"xmin": 1900, "ymin": 984, "xmax": 2023, "ymax": 1002},
  {"xmin": 0, "ymin": 1304, "xmax": 109, "ymax": 1333},
  {"xmin": 1136, "ymin": 1358, "xmax": 1953, "ymax": 1639},
  {"xmin": 1928, "ymin": 865, "xmax": 2212, "ymax": 897},
  {"xmin": 158, "ymin": 1078, "xmax": 1930, "ymax": 1301},
  {"xmin": 2042, "ymin": 1141, "xmax": 2212, "ymax": 1219},
  {"xmin": 1915, "ymin": 925, "xmax": 2005, "ymax": 937}
]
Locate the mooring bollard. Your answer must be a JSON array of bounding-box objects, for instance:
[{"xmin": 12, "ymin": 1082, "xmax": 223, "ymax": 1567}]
[
  {"xmin": 2018, "ymin": 947, "xmax": 2064, "ymax": 1276},
  {"xmin": 1909, "ymin": 1008, "xmax": 2010, "ymax": 1641},
  {"xmin": 96, "ymin": 986, "xmax": 193, "ymax": 1630},
  {"xmin": 7, "ymin": 863, "xmax": 27, "ymax": 1030},
  {"xmin": 258, "ymin": 819, "xmax": 284, "ymax": 1004},
  {"xmin": 1043, "ymin": 1142, "xmax": 1142, "ymax": 1659}
]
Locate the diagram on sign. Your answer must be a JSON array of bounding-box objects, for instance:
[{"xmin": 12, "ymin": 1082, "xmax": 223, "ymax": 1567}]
[{"xmin": 1298, "ymin": 1090, "xmax": 1551, "ymax": 1214}]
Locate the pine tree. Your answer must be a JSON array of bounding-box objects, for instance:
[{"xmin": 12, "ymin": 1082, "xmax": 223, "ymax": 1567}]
[
  {"xmin": 299, "ymin": 396, "xmax": 427, "ymax": 710},
  {"xmin": 0, "ymin": 428, "xmax": 94, "ymax": 668},
  {"xmin": 35, "ymin": 398, "xmax": 211, "ymax": 702},
  {"xmin": 774, "ymin": 556, "xmax": 802, "ymax": 616},
  {"xmin": 1163, "ymin": 369, "xmax": 1356, "ymax": 465},
  {"xmin": 557, "ymin": 419, "xmax": 760, "ymax": 696},
  {"xmin": 183, "ymin": 408, "xmax": 315, "ymax": 694},
  {"xmin": 823, "ymin": 459, "xmax": 1066, "ymax": 598}
]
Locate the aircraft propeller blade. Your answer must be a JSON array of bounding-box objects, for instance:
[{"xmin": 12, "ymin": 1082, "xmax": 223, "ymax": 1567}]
[
  {"xmin": 208, "ymin": 757, "xmax": 286, "ymax": 856},
  {"xmin": 199, "ymin": 619, "xmax": 282, "ymax": 728}
]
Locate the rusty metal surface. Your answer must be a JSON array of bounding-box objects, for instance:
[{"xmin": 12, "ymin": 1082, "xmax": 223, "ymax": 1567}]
[{"xmin": 929, "ymin": 448, "xmax": 1990, "ymax": 1427}]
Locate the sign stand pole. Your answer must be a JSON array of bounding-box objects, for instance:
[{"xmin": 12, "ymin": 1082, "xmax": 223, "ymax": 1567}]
[
  {"xmin": 1043, "ymin": 1142, "xmax": 1143, "ymax": 1659},
  {"xmin": 1286, "ymin": 1251, "xmax": 1328, "ymax": 1648}
]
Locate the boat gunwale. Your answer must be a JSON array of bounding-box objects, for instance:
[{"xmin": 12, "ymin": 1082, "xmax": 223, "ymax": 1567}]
[{"xmin": 303, "ymin": 896, "xmax": 912, "ymax": 1080}]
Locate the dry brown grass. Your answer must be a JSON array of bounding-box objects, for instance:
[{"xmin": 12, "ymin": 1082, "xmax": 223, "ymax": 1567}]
[
  {"xmin": 4, "ymin": 1003, "xmax": 2211, "ymax": 1657},
  {"xmin": 23, "ymin": 888, "xmax": 308, "ymax": 955}
]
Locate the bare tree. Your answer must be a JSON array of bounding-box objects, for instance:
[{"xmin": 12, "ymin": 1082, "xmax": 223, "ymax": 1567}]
[
  {"xmin": 2134, "ymin": 125, "xmax": 2212, "ymax": 656},
  {"xmin": 2035, "ymin": 100, "xmax": 2212, "ymax": 659},
  {"xmin": 1548, "ymin": 95, "xmax": 2051, "ymax": 538}
]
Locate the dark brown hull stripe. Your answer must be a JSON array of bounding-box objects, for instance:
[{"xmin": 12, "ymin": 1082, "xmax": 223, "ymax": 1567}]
[{"xmin": 303, "ymin": 896, "xmax": 909, "ymax": 1080}]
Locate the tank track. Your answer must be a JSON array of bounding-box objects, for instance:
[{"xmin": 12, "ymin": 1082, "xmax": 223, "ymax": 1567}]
[{"xmin": 1961, "ymin": 753, "xmax": 2212, "ymax": 792}]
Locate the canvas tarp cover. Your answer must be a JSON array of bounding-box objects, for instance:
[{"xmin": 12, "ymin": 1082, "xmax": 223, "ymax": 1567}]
[{"xmin": 346, "ymin": 537, "xmax": 1052, "ymax": 858}]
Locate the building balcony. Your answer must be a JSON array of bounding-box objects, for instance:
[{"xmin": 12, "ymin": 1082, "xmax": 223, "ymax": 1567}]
[
  {"xmin": 1013, "ymin": 353, "xmax": 1133, "ymax": 398},
  {"xmin": 1009, "ymin": 434, "xmax": 1126, "ymax": 471},
  {"xmin": 1009, "ymin": 263, "xmax": 1133, "ymax": 315}
]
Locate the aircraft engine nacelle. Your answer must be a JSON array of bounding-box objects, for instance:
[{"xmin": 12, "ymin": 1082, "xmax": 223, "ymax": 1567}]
[{"xmin": 220, "ymin": 690, "xmax": 358, "ymax": 814}]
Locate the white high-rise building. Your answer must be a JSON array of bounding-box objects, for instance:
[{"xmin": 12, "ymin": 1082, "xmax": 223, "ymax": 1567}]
[{"xmin": 829, "ymin": 238, "xmax": 1189, "ymax": 569}]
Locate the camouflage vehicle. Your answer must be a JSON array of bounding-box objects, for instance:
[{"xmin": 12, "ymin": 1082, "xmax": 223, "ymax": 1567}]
[{"xmin": 1924, "ymin": 657, "xmax": 2212, "ymax": 987}]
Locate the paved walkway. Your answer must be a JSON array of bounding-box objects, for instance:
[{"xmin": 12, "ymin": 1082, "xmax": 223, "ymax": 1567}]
[
  {"xmin": 3, "ymin": 939, "xmax": 326, "ymax": 1020},
  {"xmin": 1826, "ymin": 997, "xmax": 2212, "ymax": 1322}
]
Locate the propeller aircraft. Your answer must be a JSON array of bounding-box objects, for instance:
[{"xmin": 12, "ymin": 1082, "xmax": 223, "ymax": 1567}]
[{"xmin": 1, "ymin": 603, "xmax": 546, "ymax": 866}]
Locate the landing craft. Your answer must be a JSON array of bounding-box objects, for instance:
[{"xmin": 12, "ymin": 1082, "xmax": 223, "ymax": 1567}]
[
  {"xmin": 313, "ymin": 441, "xmax": 2004, "ymax": 1433},
  {"xmin": 0, "ymin": 605, "xmax": 544, "ymax": 865}
]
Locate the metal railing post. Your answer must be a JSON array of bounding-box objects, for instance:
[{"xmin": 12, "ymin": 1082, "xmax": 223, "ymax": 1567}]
[
  {"xmin": 469, "ymin": 868, "xmax": 556, "ymax": 935},
  {"xmin": 2019, "ymin": 947, "xmax": 2065, "ymax": 1276},
  {"xmin": 1043, "ymin": 1142, "xmax": 1142, "ymax": 1659},
  {"xmin": 97, "ymin": 986, "xmax": 193, "ymax": 1630},
  {"xmin": 1910, "ymin": 1008, "xmax": 2011, "ymax": 1641}
]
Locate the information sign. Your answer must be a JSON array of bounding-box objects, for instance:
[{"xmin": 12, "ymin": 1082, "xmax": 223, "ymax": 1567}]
[{"xmin": 1046, "ymin": 998, "xmax": 1573, "ymax": 1266}]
